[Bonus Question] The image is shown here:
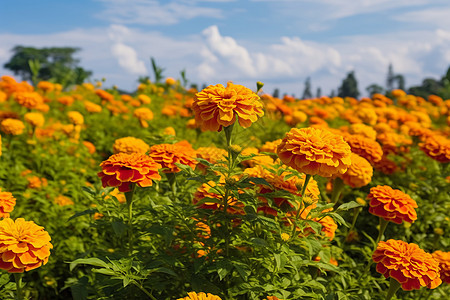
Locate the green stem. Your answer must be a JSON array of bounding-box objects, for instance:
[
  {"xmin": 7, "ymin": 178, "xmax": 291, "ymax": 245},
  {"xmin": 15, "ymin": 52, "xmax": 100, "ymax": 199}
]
[
  {"xmin": 14, "ymin": 273, "xmax": 23, "ymax": 300},
  {"xmin": 385, "ymin": 277, "xmax": 401, "ymax": 300},
  {"xmin": 125, "ymin": 183, "xmax": 136, "ymax": 255},
  {"xmin": 376, "ymin": 218, "xmax": 389, "ymax": 246},
  {"xmin": 165, "ymin": 173, "xmax": 177, "ymax": 200},
  {"xmin": 290, "ymin": 174, "xmax": 312, "ymax": 238},
  {"xmin": 331, "ymin": 177, "xmax": 345, "ymax": 206},
  {"xmin": 133, "ymin": 281, "xmax": 157, "ymax": 300},
  {"xmin": 345, "ymin": 207, "xmax": 361, "ymax": 241}
]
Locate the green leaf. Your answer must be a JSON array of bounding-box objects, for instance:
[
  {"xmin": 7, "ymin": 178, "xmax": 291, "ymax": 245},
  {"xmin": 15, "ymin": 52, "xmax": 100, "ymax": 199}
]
[
  {"xmin": 70, "ymin": 258, "xmax": 109, "ymax": 272},
  {"xmin": 111, "ymin": 221, "xmax": 127, "ymax": 236},
  {"xmin": 122, "ymin": 277, "xmax": 131, "ymax": 288},
  {"xmin": 68, "ymin": 208, "xmax": 98, "ymax": 222},
  {"xmin": 336, "ymin": 201, "xmax": 362, "ymax": 211},
  {"xmin": 216, "ymin": 260, "xmax": 233, "ymax": 280},
  {"xmin": 250, "ymin": 237, "xmax": 268, "ymax": 247},
  {"xmin": 92, "ymin": 268, "xmax": 115, "ymax": 276},
  {"xmin": 153, "ymin": 267, "xmax": 177, "ymax": 277},
  {"xmin": 70, "ymin": 276, "xmax": 88, "ymax": 300}
]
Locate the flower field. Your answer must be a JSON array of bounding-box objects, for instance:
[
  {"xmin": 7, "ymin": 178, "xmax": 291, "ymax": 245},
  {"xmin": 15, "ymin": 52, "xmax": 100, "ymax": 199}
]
[{"xmin": 0, "ymin": 75, "xmax": 449, "ymax": 300}]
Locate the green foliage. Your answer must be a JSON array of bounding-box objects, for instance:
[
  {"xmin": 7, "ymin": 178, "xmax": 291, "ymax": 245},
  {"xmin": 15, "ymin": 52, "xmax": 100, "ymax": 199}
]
[
  {"xmin": 3, "ymin": 46, "xmax": 92, "ymax": 87},
  {"xmin": 338, "ymin": 71, "xmax": 360, "ymax": 98}
]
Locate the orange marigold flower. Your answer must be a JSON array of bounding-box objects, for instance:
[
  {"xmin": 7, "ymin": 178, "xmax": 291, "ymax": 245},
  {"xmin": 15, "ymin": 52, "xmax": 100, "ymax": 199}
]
[
  {"xmin": 339, "ymin": 152, "xmax": 373, "ymax": 188},
  {"xmin": 54, "ymin": 195, "xmax": 74, "ymax": 206},
  {"xmin": 165, "ymin": 77, "xmax": 176, "ymax": 85},
  {"xmin": 348, "ymin": 123, "xmax": 377, "ymax": 140},
  {"xmin": 37, "ymin": 81, "xmax": 54, "ymax": 92},
  {"xmin": 137, "ymin": 94, "xmax": 151, "ymax": 104},
  {"xmin": 266, "ymin": 297, "xmax": 284, "ymax": 300},
  {"xmin": 0, "ymin": 189, "xmax": 16, "ymax": 218},
  {"xmin": 1, "ymin": 118, "xmax": 25, "ymax": 135},
  {"xmin": 98, "ymin": 153, "xmax": 162, "ymax": 192},
  {"xmin": 193, "ymin": 180, "xmax": 244, "ymax": 215},
  {"xmin": 27, "ymin": 176, "xmax": 48, "ymax": 189},
  {"xmin": 133, "ymin": 107, "xmax": 154, "ymax": 128},
  {"xmin": 24, "ymin": 112, "xmax": 45, "ymax": 128},
  {"xmin": 432, "ymin": 250, "xmax": 450, "ymax": 284},
  {"xmin": 14, "ymin": 92, "xmax": 44, "ymax": 109},
  {"xmin": 240, "ymin": 147, "xmax": 274, "ymax": 168},
  {"xmin": 57, "ymin": 96, "xmax": 75, "ymax": 106},
  {"xmin": 177, "ymin": 292, "xmax": 222, "ymax": 300},
  {"xmin": 163, "ymin": 127, "xmax": 176, "ymax": 136},
  {"xmin": 84, "ymin": 100, "xmax": 102, "ymax": 113},
  {"xmin": 0, "ymin": 218, "xmax": 53, "ymax": 273},
  {"xmin": 82, "ymin": 141, "xmax": 96, "ymax": 154},
  {"xmin": 373, "ymin": 239, "xmax": 441, "ymax": 290},
  {"xmin": 277, "ymin": 127, "xmax": 352, "ymax": 177},
  {"xmin": 193, "ymin": 82, "xmax": 264, "ymax": 132},
  {"xmin": 344, "ymin": 134, "xmax": 383, "ymax": 164},
  {"xmin": 95, "ymin": 89, "xmax": 114, "ymax": 102},
  {"xmin": 149, "ymin": 141, "xmax": 197, "ymax": 173},
  {"xmin": 368, "ymin": 185, "xmax": 417, "ymax": 224},
  {"xmin": 113, "ymin": 137, "xmax": 150, "ymax": 155},
  {"xmin": 419, "ymin": 134, "xmax": 450, "ymax": 163},
  {"xmin": 195, "ymin": 146, "xmax": 227, "ymax": 173},
  {"xmin": 260, "ymin": 139, "xmax": 282, "ymax": 154},
  {"xmin": 67, "ymin": 111, "xmax": 84, "ymax": 125}
]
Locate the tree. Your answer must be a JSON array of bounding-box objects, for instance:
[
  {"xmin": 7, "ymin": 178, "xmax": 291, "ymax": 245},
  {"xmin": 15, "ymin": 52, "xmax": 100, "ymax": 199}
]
[
  {"xmin": 338, "ymin": 71, "xmax": 359, "ymax": 98},
  {"xmin": 272, "ymin": 88, "xmax": 280, "ymax": 98},
  {"xmin": 301, "ymin": 77, "xmax": 312, "ymax": 99},
  {"xmin": 366, "ymin": 84, "xmax": 384, "ymax": 96},
  {"xmin": 386, "ymin": 63, "xmax": 395, "ymax": 91},
  {"xmin": 4, "ymin": 46, "xmax": 91, "ymax": 87},
  {"xmin": 316, "ymin": 87, "xmax": 322, "ymax": 98},
  {"xmin": 394, "ymin": 74, "xmax": 405, "ymax": 90}
]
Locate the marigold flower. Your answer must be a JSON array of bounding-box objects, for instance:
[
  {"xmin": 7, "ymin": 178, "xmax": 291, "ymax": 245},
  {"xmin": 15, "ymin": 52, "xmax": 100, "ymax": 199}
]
[
  {"xmin": 277, "ymin": 127, "xmax": 352, "ymax": 177},
  {"xmin": 260, "ymin": 139, "xmax": 282, "ymax": 154},
  {"xmin": 27, "ymin": 176, "xmax": 48, "ymax": 189},
  {"xmin": 37, "ymin": 81, "xmax": 54, "ymax": 92},
  {"xmin": 348, "ymin": 123, "xmax": 377, "ymax": 140},
  {"xmin": 133, "ymin": 107, "xmax": 154, "ymax": 128},
  {"xmin": 344, "ymin": 134, "xmax": 383, "ymax": 164},
  {"xmin": 373, "ymin": 239, "xmax": 441, "ymax": 290},
  {"xmin": 57, "ymin": 96, "xmax": 74, "ymax": 106},
  {"xmin": 0, "ymin": 189, "xmax": 16, "ymax": 218},
  {"xmin": 0, "ymin": 218, "xmax": 53, "ymax": 273},
  {"xmin": 82, "ymin": 141, "xmax": 96, "ymax": 154},
  {"xmin": 177, "ymin": 292, "xmax": 222, "ymax": 300},
  {"xmin": 240, "ymin": 147, "xmax": 273, "ymax": 168},
  {"xmin": 113, "ymin": 137, "xmax": 150, "ymax": 155},
  {"xmin": 368, "ymin": 186, "xmax": 417, "ymax": 224},
  {"xmin": 137, "ymin": 94, "xmax": 151, "ymax": 104},
  {"xmin": 166, "ymin": 77, "xmax": 176, "ymax": 85},
  {"xmin": 339, "ymin": 152, "xmax": 373, "ymax": 188},
  {"xmin": 432, "ymin": 250, "xmax": 450, "ymax": 284},
  {"xmin": 24, "ymin": 112, "xmax": 45, "ymax": 128},
  {"xmin": 95, "ymin": 89, "xmax": 114, "ymax": 102},
  {"xmin": 195, "ymin": 146, "xmax": 227, "ymax": 173},
  {"xmin": 193, "ymin": 82, "xmax": 264, "ymax": 132},
  {"xmin": 67, "ymin": 111, "xmax": 84, "ymax": 125},
  {"xmin": 84, "ymin": 100, "xmax": 102, "ymax": 113},
  {"xmin": 149, "ymin": 141, "xmax": 197, "ymax": 173},
  {"xmin": 54, "ymin": 195, "xmax": 74, "ymax": 206},
  {"xmin": 419, "ymin": 134, "xmax": 450, "ymax": 163},
  {"xmin": 14, "ymin": 92, "xmax": 44, "ymax": 109},
  {"xmin": 98, "ymin": 153, "xmax": 162, "ymax": 192},
  {"xmin": 163, "ymin": 127, "xmax": 176, "ymax": 136},
  {"xmin": 193, "ymin": 180, "xmax": 244, "ymax": 215},
  {"xmin": 1, "ymin": 118, "xmax": 25, "ymax": 135}
]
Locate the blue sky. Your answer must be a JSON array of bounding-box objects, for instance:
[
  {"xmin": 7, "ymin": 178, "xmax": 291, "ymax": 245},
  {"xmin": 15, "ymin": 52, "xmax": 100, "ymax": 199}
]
[{"xmin": 1, "ymin": 0, "xmax": 450, "ymax": 96}]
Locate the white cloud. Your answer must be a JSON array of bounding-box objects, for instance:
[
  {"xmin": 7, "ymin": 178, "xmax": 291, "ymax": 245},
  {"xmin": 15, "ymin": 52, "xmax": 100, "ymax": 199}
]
[
  {"xmin": 96, "ymin": 0, "xmax": 223, "ymax": 25},
  {"xmin": 111, "ymin": 43, "xmax": 148, "ymax": 75},
  {"xmin": 393, "ymin": 7, "xmax": 450, "ymax": 29}
]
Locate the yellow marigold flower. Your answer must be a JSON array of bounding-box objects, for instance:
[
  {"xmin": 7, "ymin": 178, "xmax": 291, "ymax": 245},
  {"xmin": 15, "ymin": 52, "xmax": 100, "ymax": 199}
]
[
  {"xmin": 260, "ymin": 139, "xmax": 282, "ymax": 154},
  {"xmin": 277, "ymin": 127, "xmax": 352, "ymax": 177},
  {"xmin": 292, "ymin": 110, "xmax": 308, "ymax": 124},
  {"xmin": 1, "ymin": 118, "xmax": 25, "ymax": 135},
  {"xmin": 149, "ymin": 141, "xmax": 198, "ymax": 173},
  {"xmin": 0, "ymin": 189, "xmax": 16, "ymax": 218},
  {"xmin": 177, "ymin": 292, "xmax": 222, "ymax": 300},
  {"xmin": 67, "ymin": 111, "xmax": 84, "ymax": 125},
  {"xmin": 344, "ymin": 134, "xmax": 383, "ymax": 164},
  {"xmin": 432, "ymin": 250, "xmax": 450, "ymax": 284},
  {"xmin": 163, "ymin": 127, "xmax": 176, "ymax": 136},
  {"xmin": 281, "ymin": 233, "xmax": 290, "ymax": 242},
  {"xmin": 54, "ymin": 195, "xmax": 74, "ymax": 206},
  {"xmin": 368, "ymin": 185, "xmax": 417, "ymax": 224},
  {"xmin": 419, "ymin": 134, "xmax": 450, "ymax": 163},
  {"xmin": 193, "ymin": 82, "xmax": 264, "ymax": 132},
  {"xmin": 356, "ymin": 107, "xmax": 378, "ymax": 125},
  {"xmin": 0, "ymin": 218, "xmax": 53, "ymax": 273},
  {"xmin": 391, "ymin": 89, "xmax": 406, "ymax": 98},
  {"xmin": 24, "ymin": 112, "xmax": 45, "ymax": 128},
  {"xmin": 137, "ymin": 94, "xmax": 151, "ymax": 104},
  {"xmin": 241, "ymin": 147, "xmax": 273, "ymax": 168},
  {"xmin": 195, "ymin": 146, "xmax": 227, "ymax": 173},
  {"xmin": 27, "ymin": 176, "xmax": 48, "ymax": 189},
  {"xmin": 133, "ymin": 107, "xmax": 154, "ymax": 128},
  {"xmin": 165, "ymin": 77, "xmax": 176, "ymax": 85},
  {"xmin": 113, "ymin": 137, "xmax": 150, "ymax": 155},
  {"xmin": 373, "ymin": 239, "xmax": 441, "ymax": 290},
  {"xmin": 37, "ymin": 81, "xmax": 54, "ymax": 92},
  {"xmin": 84, "ymin": 100, "xmax": 102, "ymax": 113},
  {"xmin": 14, "ymin": 92, "xmax": 44, "ymax": 109},
  {"xmin": 348, "ymin": 123, "xmax": 377, "ymax": 140},
  {"xmin": 0, "ymin": 91, "xmax": 7, "ymax": 102},
  {"xmin": 339, "ymin": 152, "xmax": 373, "ymax": 188},
  {"xmin": 98, "ymin": 153, "xmax": 162, "ymax": 192}
]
